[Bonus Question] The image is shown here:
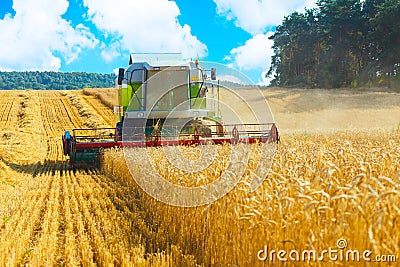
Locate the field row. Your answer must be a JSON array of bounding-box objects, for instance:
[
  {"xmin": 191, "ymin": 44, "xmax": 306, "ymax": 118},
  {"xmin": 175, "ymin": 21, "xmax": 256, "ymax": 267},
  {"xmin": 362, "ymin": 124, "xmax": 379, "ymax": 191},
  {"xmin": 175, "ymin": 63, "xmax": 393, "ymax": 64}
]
[{"xmin": 0, "ymin": 90, "xmax": 197, "ymax": 266}]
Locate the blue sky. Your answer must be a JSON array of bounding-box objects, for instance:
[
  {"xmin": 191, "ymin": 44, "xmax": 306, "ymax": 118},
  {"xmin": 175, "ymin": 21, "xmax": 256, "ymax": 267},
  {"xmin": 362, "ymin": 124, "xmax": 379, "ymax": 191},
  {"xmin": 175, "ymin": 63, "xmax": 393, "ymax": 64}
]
[{"xmin": 0, "ymin": 0, "xmax": 315, "ymax": 84}]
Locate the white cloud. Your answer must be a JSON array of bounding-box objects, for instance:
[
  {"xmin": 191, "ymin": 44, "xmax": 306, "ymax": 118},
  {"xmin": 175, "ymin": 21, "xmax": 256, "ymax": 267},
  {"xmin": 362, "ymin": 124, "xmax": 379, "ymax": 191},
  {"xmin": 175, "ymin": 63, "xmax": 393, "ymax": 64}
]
[
  {"xmin": 0, "ymin": 0, "xmax": 98, "ymax": 71},
  {"xmin": 259, "ymin": 68, "xmax": 273, "ymax": 86},
  {"xmin": 83, "ymin": 0, "xmax": 207, "ymax": 62},
  {"xmin": 229, "ymin": 32, "xmax": 274, "ymax": 71},
  {"xmin": 213, "ymin": 0, "xmax": 317, "ymax": 35},
  {"xmin": 227, "ymin": 32, "xmax": 275, "ymax": 85},
  {"xmin": 219, "ymin": 0, "xmax": 318, "ymax": 85},
  {"xmin": 101, "ymin": 43, "xmax": 121, "ymax": 63}
]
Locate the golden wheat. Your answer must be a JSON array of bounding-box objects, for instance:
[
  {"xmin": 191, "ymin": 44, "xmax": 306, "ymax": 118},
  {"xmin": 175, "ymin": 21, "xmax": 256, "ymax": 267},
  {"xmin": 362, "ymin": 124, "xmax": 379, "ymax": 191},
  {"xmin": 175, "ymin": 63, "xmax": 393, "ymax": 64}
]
[
  {"xmin": 82, "ymin": 88, "xmax": 116, "ymax": 109},
  {"xmin": 102, "ymin": 131, "xmax": 400, "ymax": 266},
  {"xmin": 0, "ymin": 89, "xmax": 398, "ymax": 266}
]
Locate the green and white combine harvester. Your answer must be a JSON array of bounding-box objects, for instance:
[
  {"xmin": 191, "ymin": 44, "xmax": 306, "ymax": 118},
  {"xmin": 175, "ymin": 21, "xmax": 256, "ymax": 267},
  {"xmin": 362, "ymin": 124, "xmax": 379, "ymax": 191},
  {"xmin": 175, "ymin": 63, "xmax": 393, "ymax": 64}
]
[{"xmin": 62, "ymin": 53, "xmax": 279, "ymax": 167}]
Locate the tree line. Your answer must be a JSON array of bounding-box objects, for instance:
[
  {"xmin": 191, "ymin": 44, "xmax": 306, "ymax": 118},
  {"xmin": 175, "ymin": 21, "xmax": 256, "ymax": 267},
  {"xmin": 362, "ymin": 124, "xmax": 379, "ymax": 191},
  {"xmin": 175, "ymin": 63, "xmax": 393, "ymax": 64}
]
[
  {"xmin": 267, "ymin": 0, "xmax": 400, "ymax": 88},
  {"xmin": 0, "ymin": 71, "xmax": 115, "ymax": 90}
]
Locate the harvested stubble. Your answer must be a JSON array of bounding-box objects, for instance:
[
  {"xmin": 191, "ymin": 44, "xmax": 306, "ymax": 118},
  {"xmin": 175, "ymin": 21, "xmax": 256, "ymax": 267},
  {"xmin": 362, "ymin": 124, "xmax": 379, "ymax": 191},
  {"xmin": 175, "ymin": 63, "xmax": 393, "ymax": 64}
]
[
  {"xmin": 61, "ymin": 91, "xmax": 110, "ymax": 128},
  {"xmin": 0, "ymin": 90, "xmax": 199, "ymax": 266},
  {"xmin": 82, "ymin": 88, "xmax": 116, "ymax": 109},
  {"xmin": 102, "ymin": 131, "xmax": 400, "ymax": 266}
]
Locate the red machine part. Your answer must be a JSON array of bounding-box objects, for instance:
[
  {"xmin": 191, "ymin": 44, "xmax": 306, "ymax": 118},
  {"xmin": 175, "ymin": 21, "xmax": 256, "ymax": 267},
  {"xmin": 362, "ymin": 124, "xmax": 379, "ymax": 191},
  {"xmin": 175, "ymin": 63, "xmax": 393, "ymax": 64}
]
[
  {"xmin": 73, "ymin": 123, "xmax": 279, "ymax": 148},
  {"xmin": 63, "ymin": 123, "xmax": 279, "ymax": 167}
]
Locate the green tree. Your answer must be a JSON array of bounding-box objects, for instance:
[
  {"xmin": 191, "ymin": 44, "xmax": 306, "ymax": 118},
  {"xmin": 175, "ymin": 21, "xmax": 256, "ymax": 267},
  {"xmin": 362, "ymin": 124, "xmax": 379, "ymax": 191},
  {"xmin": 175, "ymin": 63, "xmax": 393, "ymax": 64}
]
[
  {"xmin": 370, "ymin": 0, "xmax": 400, "ymax": 87},
  {"xmin": 267, "ymin": 0, "xmax": 400, "ymax": 88},
  {"xmin": 0, "ymin": 71, "xmax": 115, "ymax": 90},
  {"xmin": 317, "ymin": 0, "xmax": 365, "ymax": 87},
  {"xmin": 268, "ymin": 9, "xmax": 319, "ymax": 87}
]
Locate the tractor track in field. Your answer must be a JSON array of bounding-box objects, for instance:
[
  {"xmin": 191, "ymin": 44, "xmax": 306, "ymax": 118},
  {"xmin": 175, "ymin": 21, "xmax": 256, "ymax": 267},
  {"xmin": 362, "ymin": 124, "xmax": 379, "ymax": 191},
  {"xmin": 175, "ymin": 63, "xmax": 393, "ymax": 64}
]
[
  {"xmin": 0, "ymin": 95, "xmax": 18, "ymax": 130},
  {"xmin": 59, "ymin": 93, "xmax": 86, "ymax": 129},
  {"xmin": 0, "ymin": 91, "xmax": 12, "ymax": 125},
  {"xmin": 81, "ymin": 95, "xmax": 115, "ymax": 127},
  {"xmin": 39, "ymin": 91, "xmax": 83, "ymax": 136}
]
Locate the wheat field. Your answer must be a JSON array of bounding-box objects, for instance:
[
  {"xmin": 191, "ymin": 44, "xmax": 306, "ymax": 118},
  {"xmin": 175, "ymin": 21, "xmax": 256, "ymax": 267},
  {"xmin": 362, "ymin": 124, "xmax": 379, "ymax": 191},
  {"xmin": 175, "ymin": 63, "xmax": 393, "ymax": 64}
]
[{"xmin": 0, "ymin": 89, "xmax": 398, "ymax": 266}]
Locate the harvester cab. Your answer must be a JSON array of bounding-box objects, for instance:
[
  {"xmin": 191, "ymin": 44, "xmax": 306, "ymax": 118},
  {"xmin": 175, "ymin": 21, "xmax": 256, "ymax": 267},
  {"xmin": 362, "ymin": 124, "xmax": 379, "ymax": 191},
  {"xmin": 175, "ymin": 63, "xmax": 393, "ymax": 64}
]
[
  {"xmin": 62, "ymin": 53, "xmax": 279, "ymax": 168},
  {"xmin": 114, "ymin": 53, "xmax": 221, "ymax": 140}
]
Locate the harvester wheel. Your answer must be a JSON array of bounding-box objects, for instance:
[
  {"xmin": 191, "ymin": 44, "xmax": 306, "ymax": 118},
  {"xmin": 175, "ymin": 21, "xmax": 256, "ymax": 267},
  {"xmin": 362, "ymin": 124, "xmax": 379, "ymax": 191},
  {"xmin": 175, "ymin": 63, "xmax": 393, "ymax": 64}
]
[
  {"xmin": 194, "ymin": 127, "xmax": 200, "ymax": 141},
  {"xmin": 153, "ymin": 128, "xmax": 159, "ymax": 146},
  {"xmin": 232, "ymin": 126, "xmax": 239, "ymax": 143},
  {"xmin": 270, "ymin": 124, "xmax": 279, "ymax": 143},
  {"xmin": 62, "ymin": 131, "xmax": 72, "ymax": 156}
]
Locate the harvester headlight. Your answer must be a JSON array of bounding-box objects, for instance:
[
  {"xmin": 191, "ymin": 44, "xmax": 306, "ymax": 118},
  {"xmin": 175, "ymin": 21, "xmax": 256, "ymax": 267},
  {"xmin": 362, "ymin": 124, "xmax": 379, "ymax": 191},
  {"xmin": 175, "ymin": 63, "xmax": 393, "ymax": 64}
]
[{"xmin": 138, "ymin": 112, "xmax": 144, "ymax": 118}]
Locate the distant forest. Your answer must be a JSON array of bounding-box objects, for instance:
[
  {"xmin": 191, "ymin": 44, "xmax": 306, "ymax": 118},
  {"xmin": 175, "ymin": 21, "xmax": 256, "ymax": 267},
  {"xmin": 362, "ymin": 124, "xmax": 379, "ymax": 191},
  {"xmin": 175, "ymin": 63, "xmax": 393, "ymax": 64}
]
[
  {"xmin": 267, "ymin": 0, "xmax": 400, "ymax": 88},
  {"xmin": 0, "ymin": 71, "xmax": 115, "ymax": 90}
]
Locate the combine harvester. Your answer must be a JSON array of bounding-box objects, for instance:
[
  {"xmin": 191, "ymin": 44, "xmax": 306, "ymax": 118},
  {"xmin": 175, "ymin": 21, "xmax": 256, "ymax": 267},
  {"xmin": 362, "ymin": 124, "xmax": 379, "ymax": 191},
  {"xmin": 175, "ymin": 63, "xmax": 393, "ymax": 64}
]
[{"xmin": 62, "ymin": 53, "xmax": 279, "ymax": 167}]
